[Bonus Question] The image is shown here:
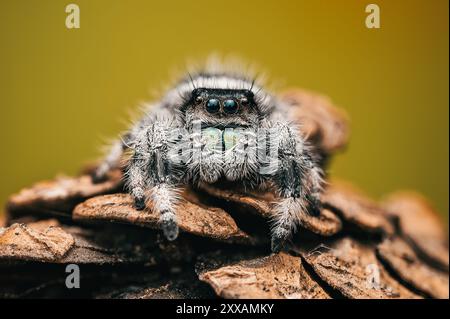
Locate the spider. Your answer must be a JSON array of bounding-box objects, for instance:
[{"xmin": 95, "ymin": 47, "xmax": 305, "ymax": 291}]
[{"xmin": 92, "ymin": 60, "xmax": 324, "ymax": 252}]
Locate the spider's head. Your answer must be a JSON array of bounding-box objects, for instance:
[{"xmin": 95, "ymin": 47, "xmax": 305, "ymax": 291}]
[
  {"xmin": 186, "ymin": 87, "xmax": 258, "ymax": 128},
  {"xmin": 162, "ymin": 69, "xmax": 276, "ymax": 129}
]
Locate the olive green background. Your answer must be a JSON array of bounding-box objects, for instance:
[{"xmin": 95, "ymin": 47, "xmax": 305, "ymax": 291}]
[{"xmin": 1, "ymin": 0, "xmax": 448, "ymax": 222}]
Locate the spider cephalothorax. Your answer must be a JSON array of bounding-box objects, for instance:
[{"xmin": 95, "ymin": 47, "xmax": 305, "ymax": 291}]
[{"xmin": 93, "ymin": 61, "xmax": 323, "ymax": 252}]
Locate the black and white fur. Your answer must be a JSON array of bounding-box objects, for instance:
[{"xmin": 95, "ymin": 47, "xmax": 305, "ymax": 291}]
[{"xmin": 93, "ymin": 61, "xmax": 324, "ymax": 252}]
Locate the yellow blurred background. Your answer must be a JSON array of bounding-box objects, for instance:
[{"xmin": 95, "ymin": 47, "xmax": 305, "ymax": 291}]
[{"xmin": 0, "ymin": 0, "xmax": 448, "ymax": 222}]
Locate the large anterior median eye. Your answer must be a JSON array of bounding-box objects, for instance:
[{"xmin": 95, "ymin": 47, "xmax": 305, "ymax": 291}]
[
  {"xmin": 223, "ymin": 99, "xmax": 238, "ymax": 114},
  {"xmin": 206, "ymin": 99, "xmax": 220, "ymax": 113}
]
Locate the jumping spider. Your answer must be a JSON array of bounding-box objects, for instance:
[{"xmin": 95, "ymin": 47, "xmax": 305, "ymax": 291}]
[{"xmin": 93, "ymin": 62, "xmax": 324, "ymax": 252}]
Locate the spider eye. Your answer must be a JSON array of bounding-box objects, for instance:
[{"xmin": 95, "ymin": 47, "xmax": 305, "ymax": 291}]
[
  {"xmin": 240, "ymin": 97, "xmax": 249, "ymax": 106},
  {"xmin": 206, "ymin": 99, "xmax": 220, "ymax": 113},
  {"xmin": 195, "ymin": 96, "xmax": 204, "ymax": 104},
  {"xmin": 223, "ymin": 99, "xmax": 238, "ymax": 114}
]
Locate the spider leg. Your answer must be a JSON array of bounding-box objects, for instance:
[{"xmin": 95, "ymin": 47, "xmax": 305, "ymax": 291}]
[
  {"xmin": 92, "ymin": 135, "xmax": 130, "ymax": 183},
  {"xmin": 266, "ymin": 122, "xmax": 323, "ymax": 253},
  {"xmin": 92, "ymin": 103, "xmax": 169, "ymax": 183},
  {"xmin": 126, "ymin": 119, "xmax": 182, "ymax": 241}
]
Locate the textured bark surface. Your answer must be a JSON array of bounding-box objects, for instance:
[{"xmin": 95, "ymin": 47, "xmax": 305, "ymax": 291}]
[
  {"xmin": 0, "ymin": 221, "xmax": 75, "ymax": 262},
  {"xmin": 0, "ymin": 89, "xmax": 447, "ymax": 299},
  {"xmin": 0, "ymin": 219, "xmax": 194, "ymax": 267},
  {"xmin": 377, "ymin": 237, "xmax": 449, "ymax": 299},
  {"xmin": 381, "ymin": 192, "xmax": 449, "ymax": 271},
  {"xmin": 279, "ymin": 89, "xmax": 349, "ymax": 153},
  {"xmin": 294, "ymin": 238, "xmax": 420, "ymax": 299},
  {"xmin": 199, "ymin": 183, "xmax": 343, "ymax": 237},
  {"xmin": 73, "ymin": 192, "xmax": 253, "ymax": 244},
  {"xmin": 6, "ymin": 169, "xmax": 123, "ymax": 218},
  {"xmin": 322, "ymin": 182, "xmax": 395, "ymax": 235},
  {"xmin": 197, "ymin": 252, "xmax": 331, "ymax": 299}
]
